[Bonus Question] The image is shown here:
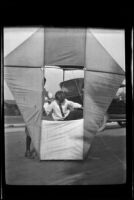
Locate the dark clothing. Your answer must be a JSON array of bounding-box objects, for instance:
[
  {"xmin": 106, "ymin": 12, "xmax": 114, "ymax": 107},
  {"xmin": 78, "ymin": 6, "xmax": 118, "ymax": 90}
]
[
  {"xmin": 64, "ymin": 108, "xmax": 83, "ymax": 121},
  {"xmin": 25, "ymin": 127, "xmax": 30, "ymax": 136},
  {"xmin": 25, "ymin": 127, "xmax": 31, "ymax": 152},
  {"xmin": 42, "ymin": 88, "xmax": 48, "ymax": 104},
  {"xmin": 43, "ymin": 87, "xmax": 48, "ymax": 97},
  {"xmin": 59, "ymin": 103, "xmax": 65, "ymax": 117},
  {"xmin": 26, "ymin": 135, "xmax": 31, "ymax": 151}
]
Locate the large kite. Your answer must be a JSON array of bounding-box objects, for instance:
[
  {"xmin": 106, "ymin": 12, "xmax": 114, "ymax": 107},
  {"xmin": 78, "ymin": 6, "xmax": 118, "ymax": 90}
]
[{"xmin": 4, "ymin": 28, "xmax": 125, "ymax": 160}]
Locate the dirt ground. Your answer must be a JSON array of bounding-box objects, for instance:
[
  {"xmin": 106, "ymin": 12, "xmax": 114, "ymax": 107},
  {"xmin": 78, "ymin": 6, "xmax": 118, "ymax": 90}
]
[{"xmin": 4, "ymin": 121, "xmax": 126, "ymax": 185}]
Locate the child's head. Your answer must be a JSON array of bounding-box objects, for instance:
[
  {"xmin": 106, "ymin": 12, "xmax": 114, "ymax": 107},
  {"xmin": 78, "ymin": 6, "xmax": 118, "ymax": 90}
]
[{"xmin": 55, "ymin": 91, "xmax": 65, "ymax": 104}]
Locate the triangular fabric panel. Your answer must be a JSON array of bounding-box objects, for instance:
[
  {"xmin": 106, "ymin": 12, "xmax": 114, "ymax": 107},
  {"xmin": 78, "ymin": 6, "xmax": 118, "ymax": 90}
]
[
  {"xmin": 44, "ymin": 28, "xmax": 85, "ymax": 66},
  {"xmin": 83, "ymin": 72, "xmax": 124, "ymax": 155},
  {"xmin": 83, "ymin": 30, "xmax": 125, "ymax": 155},
  {"xmin": 4, "ymin": 28, "xmax": 44, "ymax": 67},
  {"xmin": 4, "ymin": 67, "xmax": 43, "ymax": 153},
  {"xmin": 85, "ymin": 30, "xmax": 125, "ymax": 74}
]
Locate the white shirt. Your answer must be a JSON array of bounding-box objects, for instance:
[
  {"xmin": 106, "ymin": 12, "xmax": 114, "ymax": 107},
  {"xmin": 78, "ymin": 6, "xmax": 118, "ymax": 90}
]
[{"xmin": 44, "ymin": 99, "xmax": 82, "ymax": 121}]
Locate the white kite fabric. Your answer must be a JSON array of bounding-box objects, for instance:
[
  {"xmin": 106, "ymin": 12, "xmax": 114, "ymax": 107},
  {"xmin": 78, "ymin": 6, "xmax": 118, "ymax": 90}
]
[
  {"xmin": 4, "ymin": 28, "xmax": 125, "ymax": 160},
  {"xmin": 40, "ymin": 119, "xmax": 83, "ymax": 160},
  {"xmin": 5, "ymin": 28, "xmax": 85, "ymax": 67},
  {"xmin": 83, "ymin": 30, "xmax": 125, "ymax": 155},
  {"xmin": 4, "ymin": 67, "xmax": 43, "ymax": 153}
]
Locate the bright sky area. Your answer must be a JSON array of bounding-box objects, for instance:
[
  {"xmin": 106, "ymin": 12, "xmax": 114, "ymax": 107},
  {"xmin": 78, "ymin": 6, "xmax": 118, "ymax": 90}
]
[{"xmin": 4, "ymin": 28, "xmax": 125, "ymax": 100}]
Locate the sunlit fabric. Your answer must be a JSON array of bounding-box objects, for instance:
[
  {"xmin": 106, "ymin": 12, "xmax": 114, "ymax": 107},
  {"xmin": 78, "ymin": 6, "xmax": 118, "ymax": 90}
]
[
  {"xmin": 4, "ymin": 28, "xmax": 44, "ymax": 67},
  {"xmin": 5, "ymin": 28, "xmax": 85, "ymax": 67},
  {"xmin": 83, "ymin": 30, "xmax": 125, "ymax": 155},
  {"xmin": 83, "ymin": 72, "xmax": 124, "ymax": 155},
  {"xmin": 4, "ymin": 67, "xmax": 43, "ymax": 152},
  {"xmin": 85, "ymin": 30, "xmax": 125, "ymax": 74},
  {"xmin": 40, "ymin": 119, "xmax": 83, "ymax": 160}
]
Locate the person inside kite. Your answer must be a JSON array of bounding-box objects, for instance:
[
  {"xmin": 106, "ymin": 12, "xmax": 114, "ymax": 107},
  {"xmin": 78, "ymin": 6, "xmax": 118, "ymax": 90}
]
[
  {"xmin": 25, "ymin": 77, "xmax": 52, "ymax": 158},
  {"xmin": 44, "ymin": 90, "xmax": 83, "ymax": 121}
]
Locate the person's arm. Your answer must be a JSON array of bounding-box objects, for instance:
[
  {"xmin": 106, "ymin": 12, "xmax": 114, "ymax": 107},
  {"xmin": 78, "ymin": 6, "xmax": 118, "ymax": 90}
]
[
  {"xmin": 67, "ymin": 100, "xmax": 82, "ymax": 109},
  {"xmin": 43, "ymin": 102, "xmax": 53, "ymax": 115}
]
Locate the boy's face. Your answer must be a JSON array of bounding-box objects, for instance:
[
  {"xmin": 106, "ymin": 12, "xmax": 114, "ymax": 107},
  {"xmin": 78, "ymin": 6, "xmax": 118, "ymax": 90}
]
[{"xmin": 56, "ymin": 99, "xmax": 65, "ymax": 105}]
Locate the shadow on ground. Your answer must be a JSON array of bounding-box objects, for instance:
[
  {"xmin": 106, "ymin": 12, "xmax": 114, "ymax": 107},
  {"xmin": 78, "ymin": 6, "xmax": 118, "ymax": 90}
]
[
  {"xmin": 56, "ymin": 132, "xmax": 126, "ymax": 185},
  {"xmin": 5, "ymin": 125, "xmax": 126, "ymax": 185}
]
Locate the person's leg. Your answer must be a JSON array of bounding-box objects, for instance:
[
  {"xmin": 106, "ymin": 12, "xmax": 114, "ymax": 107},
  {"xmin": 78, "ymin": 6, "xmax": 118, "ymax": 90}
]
[
  {"xmin": 25, "ymin": 135, "xmax": 31, "ymax": 157},
  {"xmin": 25, "ymin": 127, "xmax": 32, "ymax": 157},
  {"xmin": 25, "ymin": 127, "xmax": 38, "ymax": 159},
  {"xmin": 64, "ymin": 109, "xmax": 83, "ymax": 120},
  {"xmin": 26, "ymin": 135, "xmax": 31, "ymax": 151},
  {"xmin": 30, "ymin": 148, "xmax": 38, "ymax": 159}
]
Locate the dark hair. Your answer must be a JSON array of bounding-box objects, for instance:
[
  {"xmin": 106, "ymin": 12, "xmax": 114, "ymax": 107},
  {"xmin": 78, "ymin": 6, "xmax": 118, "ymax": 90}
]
[{"xmin": 55, "ymin": 91, "xmax": 65, "ymax": 104}]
